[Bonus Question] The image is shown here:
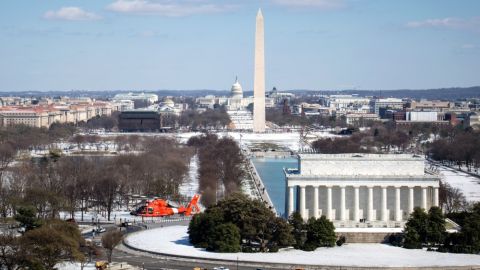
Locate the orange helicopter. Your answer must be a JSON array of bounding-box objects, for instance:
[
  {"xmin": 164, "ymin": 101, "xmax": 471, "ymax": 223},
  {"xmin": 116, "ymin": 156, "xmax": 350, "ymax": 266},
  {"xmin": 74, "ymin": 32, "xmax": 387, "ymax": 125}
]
[{"xmin": 130, "ymin": 194, "xmax": 201, "ymax": 217}]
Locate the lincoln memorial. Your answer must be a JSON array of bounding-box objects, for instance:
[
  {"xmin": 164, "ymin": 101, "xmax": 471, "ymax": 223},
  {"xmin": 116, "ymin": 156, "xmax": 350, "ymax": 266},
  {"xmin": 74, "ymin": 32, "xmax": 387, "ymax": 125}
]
[{"xmin": 284, "ymin": 154, "xmax": 439, "ymax": 227}]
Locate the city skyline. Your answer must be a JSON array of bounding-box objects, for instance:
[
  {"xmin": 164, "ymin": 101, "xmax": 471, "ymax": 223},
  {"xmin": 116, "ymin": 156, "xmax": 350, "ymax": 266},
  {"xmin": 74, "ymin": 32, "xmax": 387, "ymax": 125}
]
[{"xmin": 1, "ymin": 0, "xmax": 480, "ymax": 91}]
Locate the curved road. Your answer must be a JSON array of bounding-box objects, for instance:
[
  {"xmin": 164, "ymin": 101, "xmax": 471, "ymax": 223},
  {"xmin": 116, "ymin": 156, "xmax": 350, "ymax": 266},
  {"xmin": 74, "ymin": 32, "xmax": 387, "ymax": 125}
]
[{"xmin": 112, "ymin": 220, "xmax": 265, "ymax": 270}]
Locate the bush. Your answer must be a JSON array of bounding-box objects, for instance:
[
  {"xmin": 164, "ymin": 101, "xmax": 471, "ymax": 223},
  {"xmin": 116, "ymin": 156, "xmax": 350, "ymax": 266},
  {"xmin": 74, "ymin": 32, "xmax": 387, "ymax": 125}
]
[
  {"xmin": 336, "ymin": 235, "xmax": 346, "ymax": 246},
  {"xmin": 387, "ymin": 234, "xmax": 403, "ymax": 247}
]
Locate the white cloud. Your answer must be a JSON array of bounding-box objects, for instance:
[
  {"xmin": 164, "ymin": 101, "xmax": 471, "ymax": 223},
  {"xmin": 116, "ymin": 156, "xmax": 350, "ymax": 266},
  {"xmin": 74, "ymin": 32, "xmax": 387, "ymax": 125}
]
[
  {"xmin": 106, "ymin": 0, "xmax": 236, "ymax": 17},
  {"xmin": 44, "ymin": 7, "xmax": 101, "ymax": 21},
  {"xmin": 406, "ymin": 17, "xmax": 480, "ymax": 31},
  {"xmin": 271, "ymin": 0, "xmax": 345, "ymax": 9}
]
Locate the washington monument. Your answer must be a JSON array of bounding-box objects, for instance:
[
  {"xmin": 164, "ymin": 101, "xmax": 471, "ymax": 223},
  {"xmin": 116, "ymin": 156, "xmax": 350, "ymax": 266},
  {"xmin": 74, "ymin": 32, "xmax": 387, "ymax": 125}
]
[{"xmin": 253, "ymin": 9, "xmax": 266, "ymax": 133}]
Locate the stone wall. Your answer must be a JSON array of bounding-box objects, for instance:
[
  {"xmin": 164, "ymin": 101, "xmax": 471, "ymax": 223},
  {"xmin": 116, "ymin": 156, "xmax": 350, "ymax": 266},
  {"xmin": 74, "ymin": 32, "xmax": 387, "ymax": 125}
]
[{"xmin": 336, "ymin": 232, "xmax": 396, "ymax": 243}]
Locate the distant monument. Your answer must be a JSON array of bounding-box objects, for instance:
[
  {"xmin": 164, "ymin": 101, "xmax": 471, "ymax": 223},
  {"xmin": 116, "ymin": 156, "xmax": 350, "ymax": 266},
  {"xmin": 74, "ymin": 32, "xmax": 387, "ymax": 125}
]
[{"xmin": 253, "ymin": 9, "xmax": 266, "ymax": 133}]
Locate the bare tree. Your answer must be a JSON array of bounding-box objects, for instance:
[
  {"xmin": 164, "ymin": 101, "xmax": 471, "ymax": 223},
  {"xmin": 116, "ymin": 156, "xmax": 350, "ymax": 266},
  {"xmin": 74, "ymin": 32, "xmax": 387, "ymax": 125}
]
[
  {"xmin": 439, "ymin": 181, "xmax": 468, "ymax": 213},
  {"xmin": 101, "ymin": 230, "xmax": 123, "ymax": 263},
  {"xmin": 0, "ymin": 231, "xmax": 22, "ymax": 270},
  {"xmin": 93, "ymin": 163, "xmax": 119, "ymax": 221}
]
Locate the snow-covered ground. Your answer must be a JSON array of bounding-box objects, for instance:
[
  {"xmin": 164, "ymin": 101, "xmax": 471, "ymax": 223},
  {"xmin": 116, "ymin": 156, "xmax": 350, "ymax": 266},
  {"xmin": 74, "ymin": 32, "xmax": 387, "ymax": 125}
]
[
  {"xmin": 179, "ymin": 154, "xmax": 199, "ymax": 198},
  {"xmin": 125, "ymin": 225, "xmax": 480, "ymax": 267},
  {"xmin": 56, "ymin": 262, "xmax": 95, "ymax": 270},
  {"xmin": 57, "ymin": 262, "xmax": 140, "ymax": 270},
  {"xmin": 176, "ymin": 131, "xmax": 337, "ymax": 151},
  {"xmin": 436, "ymin": 165, "xmax": 480, "ymax": 202},
  {"xmin": 61, "ymin": 209, "xmax": 190, "ymax": 224},
  {"xmin": 30, "ymin": 131, "xmax": 337, "ymax": 157}
]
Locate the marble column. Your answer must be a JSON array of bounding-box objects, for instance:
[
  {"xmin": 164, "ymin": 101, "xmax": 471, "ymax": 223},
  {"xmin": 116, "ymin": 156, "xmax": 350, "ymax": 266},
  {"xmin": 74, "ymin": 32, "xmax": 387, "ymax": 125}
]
[
  {"xmin": 353, "ymin": 186, "xmax": 360, "ymax": 222},
  {"xmin": 433, "ymin": 187, "xmax": 439, "ymax": 207},
  {"xmin": 408, "ymin": 187, "xmax": 414, "ymax": 214},
  {"xmin": 327, "ymin": 186, "xmax": 332, "ymax": 220},
  {"xmin": 340, "ymin": 186, "xmax": 346, "ymax": 221},
  {"xmin": 313, "ymin": 186, "xmax": 319, "ymax": 218},
  {"xmin": 300, "ymin": 185, "xmax": 306, "ymax": 219},
  {"xmin": 288, "ymin": 186, "xmax": 294, "ymax": 215},
  {"xmin": 395, "ymin": 187, "xmax": 401, "ymax": 222},
  {"xmin": 381, "ymin": 186, "xmax": 388, "ymax": 222},
  {"xmin": 421, "ymin": 187, "xmax": 427, "ymax": 210},
  {"xmin": 367, "ymin": 186, "xmax": 373, "ymax": 221}
]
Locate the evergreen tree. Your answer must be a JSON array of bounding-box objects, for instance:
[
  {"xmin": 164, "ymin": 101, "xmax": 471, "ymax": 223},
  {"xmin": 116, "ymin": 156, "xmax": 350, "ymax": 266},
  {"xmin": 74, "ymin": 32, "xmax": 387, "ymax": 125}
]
[
  {"xmin": 426, "ymin": 206, "xmax": 446, "ymax": 246},
  {"xmin": 458, "ymin": 212, "xmax": 480, "ymax": 253},
  {"xmin": 188, "ymin": 193, "xmax": 293, "ymax": 253},
  {"xmin": 403, "ymin": 225, "xmax": 422, "ymax": 249},
  {"xmin": 269, "ymin": 217, "xmax": 295, "ymax": 251},
  {"xmin": 288, "ymin": 212, "xmax": 306, "ymax": 249},
  {"xmin": 207, "ymin": 223, "xmax": 241, "ymax": 252},
  {"xmin": 304, "ymin": 216, "xmax": 336, "ymax": 250},
  {"xmin": 403, "ymin": 207, "xmax": 428, "ymax": 249},
  {"xmin": 15, "ymin": 206, "xmax": 42, "ymax": 231},
  {"xmin": 188, "ymin": 208, "xmax": 224, "ymax": 249},
  {"xmin": 405, "ymin": 207, "xmax": 428, "ymax": 243},
  {"xmin": 288, "ymin": 214, "xmax": 336, "ymax": 251}
]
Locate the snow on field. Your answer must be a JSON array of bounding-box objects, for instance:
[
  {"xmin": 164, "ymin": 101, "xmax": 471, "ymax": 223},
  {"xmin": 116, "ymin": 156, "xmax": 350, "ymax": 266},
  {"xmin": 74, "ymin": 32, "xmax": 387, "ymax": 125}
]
[
  {"xmin": 57, "ymin": 262, "xmax": 140, "ymax": 270},
  {"xmin": 125, "ymin": 225, "xmax": 480, "ymax": 267},
  {"xmin": 176, "ymin": 131, "xmax": 337, "ymax": 151},
  {"xmin": 437, "ymin": 165, "xmax": 480, "ymax": 202},
  {"xmin": 61, "ymin": 210, "xmax": 137, "ymax": 223},
  {"xmin": 56, "ymin": 262, "xmax": 95, "ymax": 270}
]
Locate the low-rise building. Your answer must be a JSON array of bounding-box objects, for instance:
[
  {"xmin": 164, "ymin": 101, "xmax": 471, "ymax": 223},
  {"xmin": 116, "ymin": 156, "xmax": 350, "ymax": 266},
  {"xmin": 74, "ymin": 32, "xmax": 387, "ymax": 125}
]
[
  {"xmin": 410, "ymin": 100, "xmax": 452, "ymax": 112},
  {"xmin": 0, "ymin": 101, "xmax": 114, "ymax": 128},
  {"xmin": 118, "ymin": 110, "xmax": 161, "ymax": 132},
  {"xmin": 465, "ymin": 112, "xmax": 480, "ymax": 130},
  {"xmin": 371, "ymin": 98, "xmax": 404, "ymax": 116},
  {"xmin": 345, "ymin": 113, "xmax": 379, "ymax": 125},
  {"xmin": 112, "ymin": 92, "xmax": 158, "ymax": 108},
  {"xmin": 406, "ymin": 111, "xmax": 440, "ymax": 122}
]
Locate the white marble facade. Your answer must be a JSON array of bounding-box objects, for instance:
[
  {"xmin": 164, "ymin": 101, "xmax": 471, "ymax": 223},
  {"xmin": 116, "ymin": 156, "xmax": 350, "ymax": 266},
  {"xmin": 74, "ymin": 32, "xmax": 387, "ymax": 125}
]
[{"xmin": 285, "ymin": 154, "xmax": 439, "ymax": 226}]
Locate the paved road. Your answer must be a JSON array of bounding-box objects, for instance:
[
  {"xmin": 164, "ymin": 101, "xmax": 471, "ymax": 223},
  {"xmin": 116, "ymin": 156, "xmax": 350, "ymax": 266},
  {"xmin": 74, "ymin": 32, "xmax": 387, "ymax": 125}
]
[
  {"xmin": 110, "ymin": 221, "xmax": 280, "ymax": 270},
  {"xmin": 113, "ymin": 245, "xmax": 279, "ymax": 270},
  {"xmin": 113, "ymin": 248, "xmax": 249, "ymax": 270}
]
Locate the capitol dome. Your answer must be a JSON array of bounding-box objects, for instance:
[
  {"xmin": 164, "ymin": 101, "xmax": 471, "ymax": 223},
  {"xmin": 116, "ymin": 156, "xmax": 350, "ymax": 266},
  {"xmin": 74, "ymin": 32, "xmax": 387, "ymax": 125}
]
[
  {"xmin": 230, "ymin": 77, "xmax": 243, "ymax": 99},
  {"xmin": 163, "ymin": 98, "xmax": 174, "ymax": 107}
]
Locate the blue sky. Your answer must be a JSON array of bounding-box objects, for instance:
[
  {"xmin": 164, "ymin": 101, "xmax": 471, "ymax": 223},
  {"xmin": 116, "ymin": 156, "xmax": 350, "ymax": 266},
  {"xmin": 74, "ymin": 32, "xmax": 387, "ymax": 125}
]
[{"xmin": 1, "ymin": 0, "xmax": 479, "ymax": 91}]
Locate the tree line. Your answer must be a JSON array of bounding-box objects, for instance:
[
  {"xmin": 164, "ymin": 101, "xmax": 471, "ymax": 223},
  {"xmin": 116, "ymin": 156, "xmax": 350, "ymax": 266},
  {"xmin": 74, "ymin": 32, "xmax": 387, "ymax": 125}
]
[
  {"xmin": 0, "ymin": 136, "xmax": 193, "ymax": 221},
  {"xmin": 398, "ymin": 204, "xmax": 480, "ymax": 254},
  {"xmin": 1, "ymin": 205, "xmax": 125, "ymax": 270},
  {"xmin": 428, "ymin": 129, "xmax": 480, "ymax": 171},
  {"xmin": 187, "ymin": 134, "xmax": 245, "ymax": 206},
  {"xmin": 178, "ymin": 108, "xmax": 231, "ymax": 130},
  {"xmin": 310, "ymin": 122, "xmax": 471, "ymax": 155},
  {"xmin": 266, "ymin": 108, "xmax": 348, "ymax": 128},
  {"xmin": 311, "ymin": 124, "xmax": 413, "ymax": 154}
]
